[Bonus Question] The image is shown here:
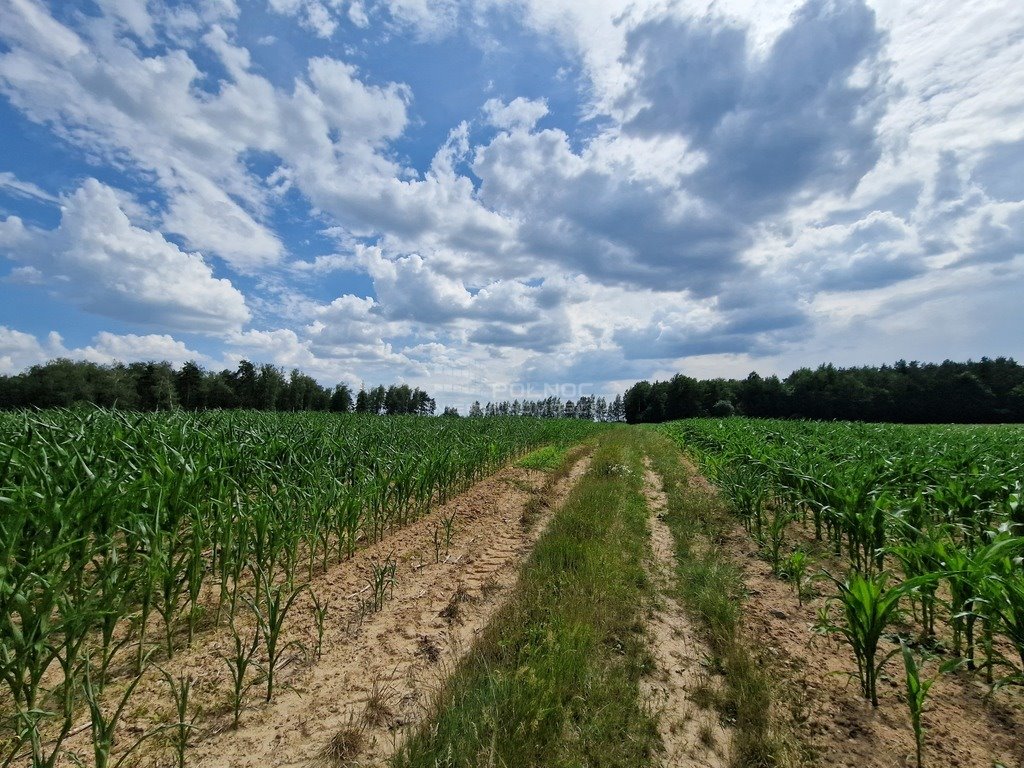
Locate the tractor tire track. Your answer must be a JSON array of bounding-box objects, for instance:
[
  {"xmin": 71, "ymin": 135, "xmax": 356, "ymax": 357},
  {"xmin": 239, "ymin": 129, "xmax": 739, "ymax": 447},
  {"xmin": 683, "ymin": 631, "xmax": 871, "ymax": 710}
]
[
  {"xmin": 641, "ymin": 458, "xmax": 731, "ymax": 768},
  {"xmin": 185, "ymin": 453, "xmax": 592, "ymax": 768}
]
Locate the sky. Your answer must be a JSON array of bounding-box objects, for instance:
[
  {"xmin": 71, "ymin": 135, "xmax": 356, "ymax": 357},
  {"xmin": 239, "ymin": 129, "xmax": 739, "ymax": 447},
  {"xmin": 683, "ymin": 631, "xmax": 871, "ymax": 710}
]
[{"xmin": 1, "ymin": 0, "xmax": 1023, "ymax": 410}]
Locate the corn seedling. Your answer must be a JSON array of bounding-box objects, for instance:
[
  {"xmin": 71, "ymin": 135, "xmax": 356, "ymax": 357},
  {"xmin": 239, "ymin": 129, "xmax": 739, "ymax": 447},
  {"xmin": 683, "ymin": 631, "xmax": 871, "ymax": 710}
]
[
  {"xmin": 220, "ymin": 621, "xmax": 261, "ymax": 728},
  {"xmin": 783, "ymin": 549, "xmax": 811, "ymax": 606},
  {"xmin": 366, "ymin": 556, "xmax": 398, "ymax": 613},
  {"xmin": 311, "ymin": 593, "xmax": 329, "ymax": 661},
  {"xmin": 763, "ymin": 507, "xmax": 794, "ymax": 575},
  {"xmin": 161, "ymin": 669, "xmax": 198, "ymax": 768},
  {"xmin": 817, "ymin": 571, "xmax": 927, "ymax": 706},
  {"xmin": 249, "ymin": 570, "xmax": 306, "ymax": 702},
  {"xmin": 441, "ymin": 512, "xmax": 456, "ymax": 553},
  {"xmin": 900, "ymin": 643, "xmax": 961, "ymax": 768},
  {"xmin": 431, "ymin": 523, "xmax": 443, "ymax": 564},
  {"xmin": 988, "ymin": 568, "xmax": 1024, "ymax": 682},
  {"xmin": 82, "ymin": 657, "xmax": 153, "ymax": 768}
]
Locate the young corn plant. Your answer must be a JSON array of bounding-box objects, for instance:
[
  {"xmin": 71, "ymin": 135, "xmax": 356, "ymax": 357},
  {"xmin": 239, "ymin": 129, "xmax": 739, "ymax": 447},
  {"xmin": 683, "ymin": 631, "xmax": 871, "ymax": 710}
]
[
  {"xmin": 161, "ymin": 669, "xmax": 198, "ymax": 768},
  {"xmin": 365, "ymin": 556, "xmax": 398, "ymax": 613},
  {"xmin": 92, "ymin": 545, "xmax": 135, "ymax": 685},
  {"xmin": 890, "ymin": 524, "xmax": 944, "ymax": 641},
  {"xmin": 939, "ymin": 531, "xmax": 1022, "ymax": 674},
  {"xmin": 248, "ymin": 570, "xmax": 306, "ymax": 702},
  {"xmin": 184, "ymin": 526, "xmax": 207, "ymax": 648},
  {"xmin": 817, "ymin": 571, "xmax": 927, "ymax": 706},
  {"xmin": 82, "ymin": 656, "xmax": 153, "ymax": 768},
  {"xmin": 783, "ymin": 549, "xmax": 811, "ymax": 606},
  {"xmin": 311, "ymin": 593, "xmax": 329, "ymax": 661},
  {"xmin": 899, "ymin": 643, "xmax": 961, "ymax": 768},
  {"xmin": 988, "ymin": 568, "xmax": 1024, "ymax": 683},
  {"xmin": 0, "ymin": 561, "xmax": 66, "ymax": 767},
  {"xmin": 763, "ymin": 506, "xmax": 794, "ymax": 576},
  {"xmin": 220, "ymin": 621, "xmax": 261, "ymax": 728},
  {"xmin": 52, "ymin": 590, "xmax": 93, "ymax": 757},
  {"xmin": 145, "ymin": 516, "xmax": 192, "ymax": 662},
  {"xmin": 431, "ymin": 523, "xmax": 443, "ymax": 564},
  {"xmin": 440, "ymin": 511, "xmax": 456, "ymax": 554}
]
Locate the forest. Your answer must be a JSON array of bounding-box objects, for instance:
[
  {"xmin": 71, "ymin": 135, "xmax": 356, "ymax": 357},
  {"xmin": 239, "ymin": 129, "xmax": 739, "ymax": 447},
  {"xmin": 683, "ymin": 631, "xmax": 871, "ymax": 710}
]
[
  {"xmin": 5, "ymin": 356, "xmax": 1024, "ymax": 424},
  {"xmin": 0, "ymin": 358, "xmax": 435, "ymax": 415},
  {"xmin": 623, "ymin": 357, "xmax": 1024, "ymax": 423}
]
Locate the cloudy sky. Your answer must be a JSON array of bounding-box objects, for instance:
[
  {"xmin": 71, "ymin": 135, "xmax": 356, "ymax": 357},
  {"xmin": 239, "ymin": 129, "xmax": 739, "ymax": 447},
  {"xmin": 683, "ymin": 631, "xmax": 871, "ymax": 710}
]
[{"xmin": 1, "ymin": 0, "xmax": 1022, "ymax": 408}]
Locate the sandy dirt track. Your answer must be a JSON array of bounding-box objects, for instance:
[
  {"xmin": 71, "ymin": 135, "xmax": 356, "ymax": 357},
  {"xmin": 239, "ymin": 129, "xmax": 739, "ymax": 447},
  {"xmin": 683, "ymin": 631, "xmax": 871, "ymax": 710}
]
[{"xmin": 640, "ymin": 459, "xmax": 731, "ymax": 768}]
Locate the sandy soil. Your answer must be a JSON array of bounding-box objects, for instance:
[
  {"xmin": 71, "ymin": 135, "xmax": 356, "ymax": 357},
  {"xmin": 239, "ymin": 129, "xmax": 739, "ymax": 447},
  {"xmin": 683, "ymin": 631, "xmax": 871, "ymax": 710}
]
[
  {"xmin": 641, "ymin": 460, "xmax": 731, "ymax": 768},
  {"xmin": 37, "ymin": 454, "xmax": 590, "ymax": 768},
  {"xmin": 681, "ymin": 457, "xmax": 1024, "ymax": 768},
  {"xmin": 194, "ymin": 455, "xmax": 590, "ymax": 768}
]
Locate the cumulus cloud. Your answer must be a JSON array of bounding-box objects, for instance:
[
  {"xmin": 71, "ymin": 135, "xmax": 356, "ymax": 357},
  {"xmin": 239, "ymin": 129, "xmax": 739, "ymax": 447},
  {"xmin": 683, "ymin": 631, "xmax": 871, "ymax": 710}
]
[
  {"xmin": 266, "ymin": 0, "xmax": 461, "ymax": 39},
  {"xmin": 0, "ymin": 180, "xmax": 251, "ymax": 333},
  {"xmin": 305, "ymin": 294, "xmax": 395, "ymax": 348},
  {"xmin": 0, "ymin": 326, "xmax": 59, "ymax": 374},
  {"xmin": 75, "ymin": 331, "xmax": 211, "ymax": 366},
  {"xmin": 0, "ymin": 6, "xmax": 283, "ymax": 269},
  {"xmin": 614, "ymin": 290, "xmax": 810, "ymax": 360},
  {"xmin": 483, "ymin": 97, "xmax": 549, "ymax": 130},
  {"xmin": 357, "ymin": 248, "xmax": 572, "ymax": 348},
  {"xmin": 622, "ymin": 0, "xmax": 889, "ymax": 217},
  {"xmin": 267, "ymin": 0, "xmax": 340, "ymax": 37},
  {"xmin": 0, "ymin": 2, "xmax": 416, "ymax": 272},
  {"xmin": 0, "ymin": 326, "xmax": 208, "ymax": 373}
]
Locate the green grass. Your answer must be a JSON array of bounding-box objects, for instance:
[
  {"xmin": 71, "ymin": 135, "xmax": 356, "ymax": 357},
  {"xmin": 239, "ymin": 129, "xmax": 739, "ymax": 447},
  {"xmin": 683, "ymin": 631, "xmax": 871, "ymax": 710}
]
[
  {"xmin": 516, "ymin": 444, "xmax": 570, "ymax": 471},
  {"xmin": 394, "ymin": 429, "xmax": 658, "ymax": 768},
  {"xmin": 641, "ymin": 429, "xmax": 803, "ymax": 768}
]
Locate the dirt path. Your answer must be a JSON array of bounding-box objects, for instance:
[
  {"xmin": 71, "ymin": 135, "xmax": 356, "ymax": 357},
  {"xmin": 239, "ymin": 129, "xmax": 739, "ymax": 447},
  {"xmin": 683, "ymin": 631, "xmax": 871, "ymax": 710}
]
[
  {"xmin": 179, "ymin": 454, "xmax": 592, "ymax": 768},
  {"xmin": 641, "ymin": 459, "xmax": 731, "ymax": 768}
]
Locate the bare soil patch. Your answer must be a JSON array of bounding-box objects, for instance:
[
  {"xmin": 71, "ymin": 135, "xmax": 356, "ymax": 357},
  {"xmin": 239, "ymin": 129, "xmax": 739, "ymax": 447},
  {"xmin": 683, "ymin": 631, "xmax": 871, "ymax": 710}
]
[{"xmin": 641, "ymin": 459, "xmax": 731, "ymax": 768}]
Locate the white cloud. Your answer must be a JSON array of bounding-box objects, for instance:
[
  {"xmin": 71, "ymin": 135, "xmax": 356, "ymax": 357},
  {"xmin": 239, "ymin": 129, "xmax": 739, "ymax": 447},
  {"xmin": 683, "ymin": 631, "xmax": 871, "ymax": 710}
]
[
  {"xmin": 76, "ymin": 331, "xmax": 211, "ymax": 366},
  {"xmin": 0, "ymin": 171, "xmax": 57, "ymax": 203},
  {"xmin": 0, "ymin": 325, "xmax": 57, "ymax": 374},
  {"xmin": 1, "ymin": 180, "xmax": 251, "ymax": 333},
  {"xmin": 267, "ymin": 0, "xmax": 337, "ymax": 37},
  {"xmin": 0, "ymin": 4, "xmax": 284, "ymax": 270},
  {"xmin": 0, "ymin": 326, "xmax": 208, "ymax": 373},
  {"xmin": 483, "ymin": 96, "xmax": 549, "ymax": 130}
]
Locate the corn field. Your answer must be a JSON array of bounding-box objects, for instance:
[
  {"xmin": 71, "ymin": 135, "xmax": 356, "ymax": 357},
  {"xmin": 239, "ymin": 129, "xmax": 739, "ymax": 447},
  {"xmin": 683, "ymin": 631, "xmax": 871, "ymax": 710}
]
[
  {"xmin": 0, "ymin": 409, "xmax": 601, "ymax": 766},
  {"xmin": 658, "ymin": 419, "xmax": 1024, "ymax": 704}
]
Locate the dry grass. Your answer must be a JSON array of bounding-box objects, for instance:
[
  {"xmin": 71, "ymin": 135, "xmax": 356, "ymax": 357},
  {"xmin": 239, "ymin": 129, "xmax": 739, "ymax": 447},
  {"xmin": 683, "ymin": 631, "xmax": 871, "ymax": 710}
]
[
  {"xmin": 361, "ymin": 679, "xmax": 398, "ymax": 729},
  {"xmin": 319, "ymin": 726, "xmax": 365, "ymax": 767}
]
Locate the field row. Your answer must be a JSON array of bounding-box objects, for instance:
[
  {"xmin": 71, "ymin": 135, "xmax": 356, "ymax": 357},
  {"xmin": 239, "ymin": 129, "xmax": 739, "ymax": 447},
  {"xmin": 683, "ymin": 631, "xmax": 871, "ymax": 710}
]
[
  {"xmin": 658, "ymin": 419, "xmax": 1024, "ymax": 702},
  {"xmin": 0, "ymin": 409, "xmax": 602, "ymax": 766}
]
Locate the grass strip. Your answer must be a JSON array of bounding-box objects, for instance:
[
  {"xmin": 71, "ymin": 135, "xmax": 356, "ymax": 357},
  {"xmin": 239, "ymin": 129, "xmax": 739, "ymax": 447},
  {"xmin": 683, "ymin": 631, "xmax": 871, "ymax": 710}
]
[
  {"xmin": 516, "ymin": 444, "xmax": 569, "ymax": 471},
  {"xmin": 394, "ymin": 428, "xmax": 658, "ymax": 768},
  {"xmin": 641, "ymin": 429, "xmax": 802, "ymax": 768}
]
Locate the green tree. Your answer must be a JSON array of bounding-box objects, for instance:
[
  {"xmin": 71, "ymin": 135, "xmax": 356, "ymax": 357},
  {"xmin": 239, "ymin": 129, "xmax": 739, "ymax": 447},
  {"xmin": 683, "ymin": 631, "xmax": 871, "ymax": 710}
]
[{"xmin": 330, "ymin": 384, "xmax": 353, "ymax": 413}]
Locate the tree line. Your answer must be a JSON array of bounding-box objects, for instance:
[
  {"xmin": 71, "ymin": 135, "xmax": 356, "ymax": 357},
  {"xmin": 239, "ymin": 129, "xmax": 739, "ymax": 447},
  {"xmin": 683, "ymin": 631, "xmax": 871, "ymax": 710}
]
[
  {"xmin": 465, "ymin": 395, "xmax": 626, "ymax": 421},
  {"xmin": 0, "ymin": 358, "xmax": 435, "ymax": 415},
  {"xmin": 623, "ymin": 358, "xmax": 1024, "ymax": 424}
]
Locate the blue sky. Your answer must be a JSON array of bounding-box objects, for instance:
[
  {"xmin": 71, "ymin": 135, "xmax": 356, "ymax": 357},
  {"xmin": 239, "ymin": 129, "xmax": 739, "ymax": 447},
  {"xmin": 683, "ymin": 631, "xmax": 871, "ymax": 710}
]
[{"xmin": 2, "ymin": 0, "xmax": 1023, "ymax": 409}]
